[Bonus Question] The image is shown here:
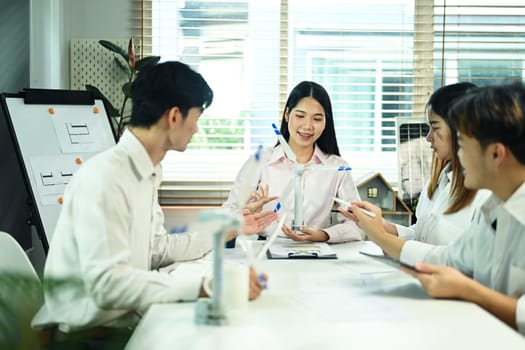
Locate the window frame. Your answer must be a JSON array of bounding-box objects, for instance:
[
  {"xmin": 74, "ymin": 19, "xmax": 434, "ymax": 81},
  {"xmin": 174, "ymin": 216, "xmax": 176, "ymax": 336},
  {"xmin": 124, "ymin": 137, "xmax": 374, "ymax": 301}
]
[{"xmin": 131, "ymin": 0, "xmax": 525, "ymax": 205}]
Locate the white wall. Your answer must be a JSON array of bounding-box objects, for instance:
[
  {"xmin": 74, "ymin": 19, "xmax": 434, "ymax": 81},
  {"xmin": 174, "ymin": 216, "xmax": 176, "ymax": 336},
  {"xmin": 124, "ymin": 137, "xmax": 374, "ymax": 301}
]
[
  {"xmin": 30, "ymin": 0, "xmax": 132, "ymax": 89},
  {"xmin": 0, "ymin": 0, "xmax": 30, "ymax": 93}
]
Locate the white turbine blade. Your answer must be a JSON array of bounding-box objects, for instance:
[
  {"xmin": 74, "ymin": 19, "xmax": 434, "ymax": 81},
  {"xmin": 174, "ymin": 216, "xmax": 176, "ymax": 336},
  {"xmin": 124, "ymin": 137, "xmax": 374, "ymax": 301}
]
[
  {"xmin": 256, "ymin": 213, "xmax": 288, "ymax": 260},
  {"xmin": 306, "ymin": 165, "xmax": 352, "ymax": 172},
  {"xmin": 236, "ymin": 232, "xmax": 255, "ymax": 264},
  {"xmin": 272, "ymin": 123, "xmax": 296, "ymax": 163},
  {"xmin": 293, "ymin": 164, "xmax": 304, "ymax": 227},
  {"xmin": 236, "ymin": 145, "xmax": 264, "ymax": 211},
  {"xmin": 272, "ymin": 177, "xmax": 294, "ymax": 212}
]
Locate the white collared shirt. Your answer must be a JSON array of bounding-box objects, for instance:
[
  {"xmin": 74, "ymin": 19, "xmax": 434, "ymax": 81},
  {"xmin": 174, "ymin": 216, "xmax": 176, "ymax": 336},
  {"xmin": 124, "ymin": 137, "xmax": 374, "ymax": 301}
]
[
  {"xmin": 401, "ymin": 182, "xmax": 525, "ymax": 335},
  {"xmin": 32, "ymin": 130, "xmax": 212, "ymax": 332},
  {"xmin": 223, "ymin": 145, "xmax": 365, "ymax": 243},
  {"xmin": 396, "ymin": 163, "xmax": 491, "ymax": 244}
]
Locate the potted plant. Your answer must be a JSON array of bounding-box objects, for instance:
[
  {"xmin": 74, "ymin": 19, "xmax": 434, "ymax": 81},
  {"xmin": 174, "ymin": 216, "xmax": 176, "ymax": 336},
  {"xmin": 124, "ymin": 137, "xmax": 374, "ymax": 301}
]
[
  {"xmin": 86, "ymin": 38, "xmax": 160, "ymax": 139},
  {"xmin": 0, "ymin": 273, "xmax": 127, "ymax": 349}
]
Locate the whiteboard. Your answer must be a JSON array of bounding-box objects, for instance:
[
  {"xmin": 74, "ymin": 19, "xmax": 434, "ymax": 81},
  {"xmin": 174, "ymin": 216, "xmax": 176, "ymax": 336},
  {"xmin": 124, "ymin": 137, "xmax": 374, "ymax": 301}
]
[{"xmin": 4, "ymin": 94, "xmax": 115, "ymax": 249}]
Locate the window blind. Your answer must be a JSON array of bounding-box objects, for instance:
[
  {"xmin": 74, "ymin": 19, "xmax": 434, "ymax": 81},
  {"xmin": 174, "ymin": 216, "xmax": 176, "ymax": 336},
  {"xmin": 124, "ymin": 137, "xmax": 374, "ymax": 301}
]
[
  {"xmin": 131, "ymin": 0, "xmax": 525, "ymax": 205},
  {"xmin": 434, "ymin": 0, "xmax": 525, "ymax": 87}
]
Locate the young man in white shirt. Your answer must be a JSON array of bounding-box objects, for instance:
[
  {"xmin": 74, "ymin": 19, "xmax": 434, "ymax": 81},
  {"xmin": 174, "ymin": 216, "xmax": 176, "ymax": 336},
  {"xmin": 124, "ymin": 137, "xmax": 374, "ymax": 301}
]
[
  {"xmin": 33, "ymin": 61, "xmax": 277, "ymax": 346},
  {"xmin": 339, "ymin": 82, "xmax": 525, "ymax": 335}
]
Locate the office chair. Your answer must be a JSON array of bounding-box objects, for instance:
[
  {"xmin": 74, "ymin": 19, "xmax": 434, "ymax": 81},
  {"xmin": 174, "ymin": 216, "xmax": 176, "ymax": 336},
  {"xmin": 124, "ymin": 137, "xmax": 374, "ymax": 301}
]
[
  {"xmin": 0, "ymin": 231, "xmax": 40, "ymax": 278},
  {"xmin": 0, "ymin": 231, "xmax": 43, "ymax": 349}
]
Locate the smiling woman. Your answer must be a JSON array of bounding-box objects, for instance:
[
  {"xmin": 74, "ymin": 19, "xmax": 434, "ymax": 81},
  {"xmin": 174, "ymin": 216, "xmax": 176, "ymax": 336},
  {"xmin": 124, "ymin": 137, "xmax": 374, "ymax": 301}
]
[
  {"xmin": 223, "ymin": 81, "xmax": 365, "ymax": 244},
  {"xmin": 284, "ymin": 96, "xmax": 326, "ymax": 158}
]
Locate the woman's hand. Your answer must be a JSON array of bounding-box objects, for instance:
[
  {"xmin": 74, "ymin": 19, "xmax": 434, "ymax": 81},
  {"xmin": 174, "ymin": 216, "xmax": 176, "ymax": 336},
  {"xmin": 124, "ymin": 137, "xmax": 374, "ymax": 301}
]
[
  {"xmin": 402, "ymin": 262, "xmax": 471, "ymax": 299},
  {"xmin": 281, "ymin": 225, "xmax": 329, "ymax": 242},
  {"xmin": 245, "ymin": 183, "xmax": 278, "ymax": 213},
  {"xmin": 337, "ymin": 201, "xmax": 383, "ymax": 241}
]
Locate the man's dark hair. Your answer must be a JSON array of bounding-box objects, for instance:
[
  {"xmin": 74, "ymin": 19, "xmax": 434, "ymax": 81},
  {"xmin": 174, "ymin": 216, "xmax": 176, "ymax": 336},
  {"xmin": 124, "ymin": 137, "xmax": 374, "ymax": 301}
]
[
  {"xmin": 451, "ymin": 81, "xmax": 525, "ymax": 165},
  {"xmin": 130, "ymin": 61, "xmax": 213, "ymax": 127}
]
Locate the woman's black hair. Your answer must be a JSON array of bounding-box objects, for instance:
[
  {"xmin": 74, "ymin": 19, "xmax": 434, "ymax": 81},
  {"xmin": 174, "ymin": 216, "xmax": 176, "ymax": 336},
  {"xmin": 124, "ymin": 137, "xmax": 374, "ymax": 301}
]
[{"xmin": 278, "ymin": 81, "xmax": 340, "ymax": 156}]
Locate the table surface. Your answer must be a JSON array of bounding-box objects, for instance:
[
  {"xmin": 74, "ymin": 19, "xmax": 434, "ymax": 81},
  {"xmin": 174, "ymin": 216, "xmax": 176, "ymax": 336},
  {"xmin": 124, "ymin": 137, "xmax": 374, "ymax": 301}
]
[{"xmin": 126, "ymin": 240, "xmax": 525, "ymax": 350}]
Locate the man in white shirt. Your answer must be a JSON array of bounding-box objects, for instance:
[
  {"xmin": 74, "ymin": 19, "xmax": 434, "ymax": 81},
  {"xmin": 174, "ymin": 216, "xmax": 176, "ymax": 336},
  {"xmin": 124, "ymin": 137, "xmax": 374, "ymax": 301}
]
[
  {"xmin": 340, "ymin": 82, "xmax": 525, "ymax": 335},
  {"xmin": 33, "ymin": 61, "xmax": 277, "ymax": 345}
]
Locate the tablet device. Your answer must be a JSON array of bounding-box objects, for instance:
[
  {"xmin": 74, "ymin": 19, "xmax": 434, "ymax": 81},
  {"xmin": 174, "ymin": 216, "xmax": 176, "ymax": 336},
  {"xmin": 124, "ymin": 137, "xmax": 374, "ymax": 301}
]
[{"xmin": 359, "ymin": 251, "xmax": 416, "ymax": 270}]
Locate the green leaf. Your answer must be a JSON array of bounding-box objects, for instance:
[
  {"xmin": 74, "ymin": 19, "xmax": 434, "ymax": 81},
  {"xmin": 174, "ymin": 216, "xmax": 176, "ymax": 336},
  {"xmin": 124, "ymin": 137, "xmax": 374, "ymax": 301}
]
[
  {"xmin": 114, "ymin": 57, "xmax": 131, "ymax": 75},
  {"xmin": 0, "ymin": 273, "xmax": 44, "ymax": 349},
  {"xmin": 98, "ymin": 40, "xmax": 129, "ymax": 63},
  {"xmin": 136, "ymin": 56, "xmax": 161, "ymax": 71},
  {"xmin": 122, "ymin": 82, "xmax": 133, "ymax": 98},
  {"xmin": 85, "ymin": 84, "xmax": 120, "ymax": 117}
]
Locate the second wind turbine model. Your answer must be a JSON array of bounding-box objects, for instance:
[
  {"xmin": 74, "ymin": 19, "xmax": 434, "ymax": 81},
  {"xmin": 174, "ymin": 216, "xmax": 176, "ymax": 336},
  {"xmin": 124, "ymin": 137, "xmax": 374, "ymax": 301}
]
[{"xmin": 271, "ymin": 123, "xmax": 352, "ymax": 230}]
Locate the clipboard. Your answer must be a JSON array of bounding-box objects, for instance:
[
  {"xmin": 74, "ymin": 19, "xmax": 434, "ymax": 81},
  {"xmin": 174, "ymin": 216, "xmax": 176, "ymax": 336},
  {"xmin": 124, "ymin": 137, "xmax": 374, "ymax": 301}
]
[{"xmin": 266, "ymin": 242, "xmax": 337, "ymax": 259}]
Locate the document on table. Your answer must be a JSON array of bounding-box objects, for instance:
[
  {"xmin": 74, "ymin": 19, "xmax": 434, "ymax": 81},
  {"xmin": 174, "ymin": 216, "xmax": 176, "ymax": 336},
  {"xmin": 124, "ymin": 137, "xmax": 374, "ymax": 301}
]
[{"xmin": 267, "ymin": 241, "xmax": 337, "ymax": 259}]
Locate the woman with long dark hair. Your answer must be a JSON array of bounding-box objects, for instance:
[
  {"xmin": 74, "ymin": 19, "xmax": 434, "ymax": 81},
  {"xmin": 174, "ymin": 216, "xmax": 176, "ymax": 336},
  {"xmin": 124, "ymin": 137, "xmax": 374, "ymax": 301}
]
[
  {"xmin": 223, "ymin": 81, "xmax": 364, "ymax": 243},
  {"xmin": 362, "ymin": 82, "xmax": 490, "ymax": 244}
]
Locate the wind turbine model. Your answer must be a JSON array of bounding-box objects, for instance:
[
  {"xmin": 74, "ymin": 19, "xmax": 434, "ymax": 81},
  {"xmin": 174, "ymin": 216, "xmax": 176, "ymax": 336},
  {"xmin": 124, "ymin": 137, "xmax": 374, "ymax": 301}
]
[
  {"xmin": 271, "ymin": 123, "xmax": 351, "ymax": 230},
  {"xmin": 194, "ymin": 208, "xmax": 240, "ymax": 325},
  {"xmin": 195, "ymin": 147, "xmax": 263, "ymax": 325}
]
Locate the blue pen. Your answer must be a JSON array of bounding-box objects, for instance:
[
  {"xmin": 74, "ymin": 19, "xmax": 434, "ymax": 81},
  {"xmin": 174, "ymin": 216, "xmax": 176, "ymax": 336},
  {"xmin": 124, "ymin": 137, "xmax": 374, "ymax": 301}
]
[
  {"xmin": 315, "ymin": 165, "xmax": 352, "ymax": 172},
  {"xmin": 258, "ymin": 273, "xmax": 268, "ymax": 289},
  {"xmin": 255, "ymin": 144, "xmax": 263, "ymax": 161}
]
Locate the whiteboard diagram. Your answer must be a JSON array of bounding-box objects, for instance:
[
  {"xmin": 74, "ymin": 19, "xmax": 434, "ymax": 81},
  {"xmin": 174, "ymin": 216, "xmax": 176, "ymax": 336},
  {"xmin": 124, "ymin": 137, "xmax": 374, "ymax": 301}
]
[{"xmin": 0, "ymin": 89, "xmax": 115, "ymax": 252}]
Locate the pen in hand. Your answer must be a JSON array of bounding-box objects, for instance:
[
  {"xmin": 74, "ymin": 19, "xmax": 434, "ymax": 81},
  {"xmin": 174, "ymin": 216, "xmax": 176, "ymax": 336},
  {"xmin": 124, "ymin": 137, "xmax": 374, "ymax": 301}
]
[{"xmin": 333, "ymin": 197, "xmax": 377, "ymax": 218}]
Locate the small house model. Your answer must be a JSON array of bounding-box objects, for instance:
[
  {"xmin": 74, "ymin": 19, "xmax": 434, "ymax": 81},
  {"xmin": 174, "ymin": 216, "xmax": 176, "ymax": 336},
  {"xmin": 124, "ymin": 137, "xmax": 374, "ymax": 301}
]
[{"xmin": 356, "ymin": 172, "xmax": 413, "ymax": 226}]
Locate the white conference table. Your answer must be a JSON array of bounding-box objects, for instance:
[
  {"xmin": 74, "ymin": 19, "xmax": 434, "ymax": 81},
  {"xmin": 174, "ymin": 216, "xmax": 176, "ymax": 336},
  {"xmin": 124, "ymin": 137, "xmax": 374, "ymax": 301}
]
[{"xmin": 126, "ymin": 240, "xmax": 525, "ymax": 350}]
